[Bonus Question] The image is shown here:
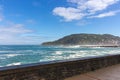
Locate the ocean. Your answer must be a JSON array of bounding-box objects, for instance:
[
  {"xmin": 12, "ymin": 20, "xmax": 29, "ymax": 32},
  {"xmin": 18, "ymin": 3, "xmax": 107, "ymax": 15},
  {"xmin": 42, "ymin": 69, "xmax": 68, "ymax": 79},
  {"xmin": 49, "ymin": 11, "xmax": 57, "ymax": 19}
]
[{"xmin": 0, "ymin": 45, "xmax": 120, "ymax": 67}]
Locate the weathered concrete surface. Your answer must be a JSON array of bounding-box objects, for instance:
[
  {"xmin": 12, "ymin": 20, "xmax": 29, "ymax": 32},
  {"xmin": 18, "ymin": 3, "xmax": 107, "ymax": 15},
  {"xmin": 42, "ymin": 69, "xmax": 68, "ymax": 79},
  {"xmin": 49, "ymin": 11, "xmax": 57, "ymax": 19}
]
[
  {"xmin": 65, "ymin": 64, "xmax": 120, "ymax": 80},
  {"xmin": 0, "ymin": 54, "xmax": 120, "ymax": 80}
]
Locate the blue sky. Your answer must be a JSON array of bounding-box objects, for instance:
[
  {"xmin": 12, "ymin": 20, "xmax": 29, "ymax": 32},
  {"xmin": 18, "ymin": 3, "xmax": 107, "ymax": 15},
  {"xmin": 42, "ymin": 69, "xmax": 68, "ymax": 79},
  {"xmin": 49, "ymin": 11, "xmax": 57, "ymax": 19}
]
[{"xmin": 0, "ymin": 0, "xmax": 120, "ymax": 45}]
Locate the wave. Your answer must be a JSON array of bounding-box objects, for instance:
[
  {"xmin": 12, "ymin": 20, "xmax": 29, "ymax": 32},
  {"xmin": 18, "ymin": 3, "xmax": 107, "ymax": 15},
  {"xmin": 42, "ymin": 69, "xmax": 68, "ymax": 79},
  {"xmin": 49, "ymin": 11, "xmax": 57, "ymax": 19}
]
[
  {"xmin": 55, "ymin": 45, "xmax": 108, "ymax": 48},
  {"xmin": 0, "ymin": 45, "xmax": 120, "ymax": 67},
  {"xmin": 6, "ymin": 54, "xmax": 20, "ymax": 57},
  {"xmin": 55, "ymin": 51, "xmax": 63, "ymax": 55},
  {"xmin": 62, "ymin": 45, "xmax": 81, "ymax": 48},
  {"xmin": 0, "ymin": 54, "xmax": 22, "ymax": 60},
  {"xmin": 54, "ymin": 50, "xmax": 120, "ymax": 60},
  {"xmin": 0, "ymin": 66, "xmax": 3, "ymax": 67},
  {"xmin": 6, "ymin": 62, "xmax": 21, "ymax": 66},
  {"xmin": 0, "ymin": 50, "xmax": 14, "ymax": 53}
]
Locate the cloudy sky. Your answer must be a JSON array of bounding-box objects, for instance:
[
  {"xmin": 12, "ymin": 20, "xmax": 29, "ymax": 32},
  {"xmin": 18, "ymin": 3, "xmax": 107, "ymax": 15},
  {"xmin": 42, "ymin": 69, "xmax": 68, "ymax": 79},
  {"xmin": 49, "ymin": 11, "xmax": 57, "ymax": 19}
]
[{"xmin": 0, "ymin": 0, "xmax": 120, "ymax": 45}]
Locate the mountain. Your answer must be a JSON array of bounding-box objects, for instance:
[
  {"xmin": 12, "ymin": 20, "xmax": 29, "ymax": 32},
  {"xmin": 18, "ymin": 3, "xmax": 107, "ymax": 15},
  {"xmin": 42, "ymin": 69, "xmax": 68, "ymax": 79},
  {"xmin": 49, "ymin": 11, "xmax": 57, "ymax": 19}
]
[{"xmin": 42, "ymin": 34, "xmax": 120, "ymax": 46}]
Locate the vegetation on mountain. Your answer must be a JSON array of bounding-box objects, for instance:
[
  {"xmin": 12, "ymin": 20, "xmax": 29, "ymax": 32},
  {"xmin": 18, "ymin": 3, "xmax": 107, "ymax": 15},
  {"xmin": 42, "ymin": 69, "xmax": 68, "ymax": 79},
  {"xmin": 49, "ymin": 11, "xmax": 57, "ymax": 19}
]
[{"xmin": 42, "ymin": 34, "xmax": 120, "ymax": 46}]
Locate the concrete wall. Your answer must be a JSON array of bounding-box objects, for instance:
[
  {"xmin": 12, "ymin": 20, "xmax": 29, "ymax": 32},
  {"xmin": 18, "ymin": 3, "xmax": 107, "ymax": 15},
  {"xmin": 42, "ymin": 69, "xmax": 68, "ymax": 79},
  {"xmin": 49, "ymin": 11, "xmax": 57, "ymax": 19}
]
[{"xmin": 0, "ymin": 54, "xmax": 120, "ymax": 80}]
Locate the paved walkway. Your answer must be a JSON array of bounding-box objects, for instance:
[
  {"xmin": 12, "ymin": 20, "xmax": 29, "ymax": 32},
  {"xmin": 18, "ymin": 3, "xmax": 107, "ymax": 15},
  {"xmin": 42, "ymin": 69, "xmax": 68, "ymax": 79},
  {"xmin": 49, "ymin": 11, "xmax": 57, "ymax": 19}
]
[{"xmin": 65, "ymin": 64, "xmax": 120, "ymax": 80}]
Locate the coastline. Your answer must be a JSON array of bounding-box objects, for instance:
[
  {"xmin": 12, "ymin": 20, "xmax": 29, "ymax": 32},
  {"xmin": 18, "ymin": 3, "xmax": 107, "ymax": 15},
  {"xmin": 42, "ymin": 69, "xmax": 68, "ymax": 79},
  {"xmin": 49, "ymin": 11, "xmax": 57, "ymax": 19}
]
[{"xmin": 42, "ymin": 45, "xmax": 120, "ymax": 48}]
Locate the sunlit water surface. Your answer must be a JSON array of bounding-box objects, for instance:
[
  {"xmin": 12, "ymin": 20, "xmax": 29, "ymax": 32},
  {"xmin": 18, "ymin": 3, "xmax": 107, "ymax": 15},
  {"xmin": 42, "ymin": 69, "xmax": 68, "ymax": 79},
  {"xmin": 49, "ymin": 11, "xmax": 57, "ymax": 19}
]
[{"xmin": 0, "ymin": 45, "xmax": 120, "ymax": 67}]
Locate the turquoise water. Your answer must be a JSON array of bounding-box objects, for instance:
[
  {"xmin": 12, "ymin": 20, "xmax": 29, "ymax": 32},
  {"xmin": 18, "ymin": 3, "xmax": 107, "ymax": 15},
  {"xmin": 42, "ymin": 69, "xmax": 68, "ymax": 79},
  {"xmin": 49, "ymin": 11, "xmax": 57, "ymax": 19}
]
[{"xmin": 0, "ymin": 45, "xmax": 120, "ymax": 67}]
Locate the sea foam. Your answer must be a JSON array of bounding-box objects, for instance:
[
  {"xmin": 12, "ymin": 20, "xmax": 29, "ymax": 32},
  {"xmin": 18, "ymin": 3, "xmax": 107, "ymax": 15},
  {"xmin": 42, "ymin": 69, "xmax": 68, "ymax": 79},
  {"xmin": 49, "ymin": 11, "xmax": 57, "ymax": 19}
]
[{"xmin": 7, "ymin": 62, "xmax": 21, "ymax": 66}]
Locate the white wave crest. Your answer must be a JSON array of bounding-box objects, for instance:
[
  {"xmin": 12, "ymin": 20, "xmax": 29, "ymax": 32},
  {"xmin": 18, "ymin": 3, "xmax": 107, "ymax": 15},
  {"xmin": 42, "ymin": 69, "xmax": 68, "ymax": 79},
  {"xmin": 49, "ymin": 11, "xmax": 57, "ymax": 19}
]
[
  {"xmin": 6, "ymin": 54, "xmax": 20, "ymax": 57},
  {"xmin": 0, "ymin": 54, "xmax": 22, "ymax": 60},
  {"xmin": 0, "ymin": 66, "xmax": 3, "ymax": 67},
  {"xmin": 55, "ymin": 51, "xmax": 63, "ymax": 55},
  {"xmin": 7, "ymin": 62, "xmax": 21, "ymax": 66},
  {"xmin": 0, "ymin": 50, "xmax": 14, "ymax": 53}
]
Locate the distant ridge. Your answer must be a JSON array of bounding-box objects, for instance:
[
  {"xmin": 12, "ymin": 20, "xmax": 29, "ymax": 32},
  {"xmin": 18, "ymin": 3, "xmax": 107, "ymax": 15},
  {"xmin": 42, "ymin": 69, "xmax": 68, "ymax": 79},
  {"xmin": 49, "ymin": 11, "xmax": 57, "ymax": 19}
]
[{"xmin": 42, "ymin": 34, "xmax": 120, "ymax": 47}]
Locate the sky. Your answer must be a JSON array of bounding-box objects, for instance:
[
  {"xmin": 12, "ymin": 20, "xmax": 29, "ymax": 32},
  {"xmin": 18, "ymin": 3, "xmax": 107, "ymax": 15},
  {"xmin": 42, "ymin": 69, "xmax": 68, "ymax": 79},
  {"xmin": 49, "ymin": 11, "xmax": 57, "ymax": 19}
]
[{"xmin": 0, "ymin": 0, "xmax": 120, "ymax": 45}]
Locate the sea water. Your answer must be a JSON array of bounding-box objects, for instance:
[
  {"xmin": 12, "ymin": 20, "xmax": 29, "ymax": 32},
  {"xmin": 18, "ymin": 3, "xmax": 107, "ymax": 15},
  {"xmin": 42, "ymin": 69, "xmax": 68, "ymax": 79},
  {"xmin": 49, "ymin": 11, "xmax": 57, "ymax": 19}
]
[{"xmin": 0, "ymin": 45, "xmax": 120, "ymax": 67}]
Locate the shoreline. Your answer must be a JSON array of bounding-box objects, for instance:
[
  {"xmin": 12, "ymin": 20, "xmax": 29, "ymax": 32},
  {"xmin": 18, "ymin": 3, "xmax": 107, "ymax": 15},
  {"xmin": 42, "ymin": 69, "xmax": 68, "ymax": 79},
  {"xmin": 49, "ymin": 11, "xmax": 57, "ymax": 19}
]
[{"xmin": 42, "ymin": 45, "xmax": 120, "ymax": 48}]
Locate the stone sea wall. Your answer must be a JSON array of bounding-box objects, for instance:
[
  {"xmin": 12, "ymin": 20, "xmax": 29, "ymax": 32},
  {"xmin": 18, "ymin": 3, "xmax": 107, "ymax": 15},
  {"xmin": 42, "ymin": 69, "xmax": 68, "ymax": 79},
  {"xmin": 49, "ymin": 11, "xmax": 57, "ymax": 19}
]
[{"xmin": 0, "ymin": 54, "xmax": 120, "ymax": 80}]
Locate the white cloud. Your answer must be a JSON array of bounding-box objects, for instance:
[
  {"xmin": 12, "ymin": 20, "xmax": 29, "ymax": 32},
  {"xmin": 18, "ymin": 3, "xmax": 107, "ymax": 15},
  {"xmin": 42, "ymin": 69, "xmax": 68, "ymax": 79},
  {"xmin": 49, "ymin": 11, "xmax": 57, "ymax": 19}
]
[
  {"xmin": 68, "ymin": 0, "xmax": 119, "ymax": 13},
  {"xmin": 0, "ymin": 22, "xmax": 53, "ymax": 45},
  {"xmin": 53, "ymin": 0, "xmax": 120, "ymax": 21},
  {"xmin": 0, "ymin": 4, "xmax": 42, "ymax": 45},
  {"xmin": 53, "ymin": 7, "xmax": 85, "ymax": 21},
  {"xmin": 89, "ymin": 10, "xmax": 120, "ymax": 18},
  {"xmin": 0, "ymin": 24, "xmax": 32, "ymax": 34},
  {"xmin": 0, "ymin": 23, "xmax": 34, "ymax": 44}
]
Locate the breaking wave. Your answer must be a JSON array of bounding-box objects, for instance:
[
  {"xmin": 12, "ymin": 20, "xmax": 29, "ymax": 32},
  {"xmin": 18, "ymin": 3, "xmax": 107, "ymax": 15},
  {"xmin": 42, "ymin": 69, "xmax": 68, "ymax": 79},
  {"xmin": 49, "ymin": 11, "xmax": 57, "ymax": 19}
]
[
  {"xmin": 7, "ymin": 62, "xmax": 21, "ymax": 66},
  {"xmin": 0, "ymin": 45, "xmax": 120, "ymax": 67}
]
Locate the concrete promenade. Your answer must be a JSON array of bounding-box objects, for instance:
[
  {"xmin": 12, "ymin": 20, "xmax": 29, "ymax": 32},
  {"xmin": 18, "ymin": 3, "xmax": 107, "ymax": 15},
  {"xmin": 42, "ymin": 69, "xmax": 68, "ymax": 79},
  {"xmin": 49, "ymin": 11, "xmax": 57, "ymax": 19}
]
[{"xmin": 65, "ymin": 64, "xmax": 120, "ymax": 80}]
